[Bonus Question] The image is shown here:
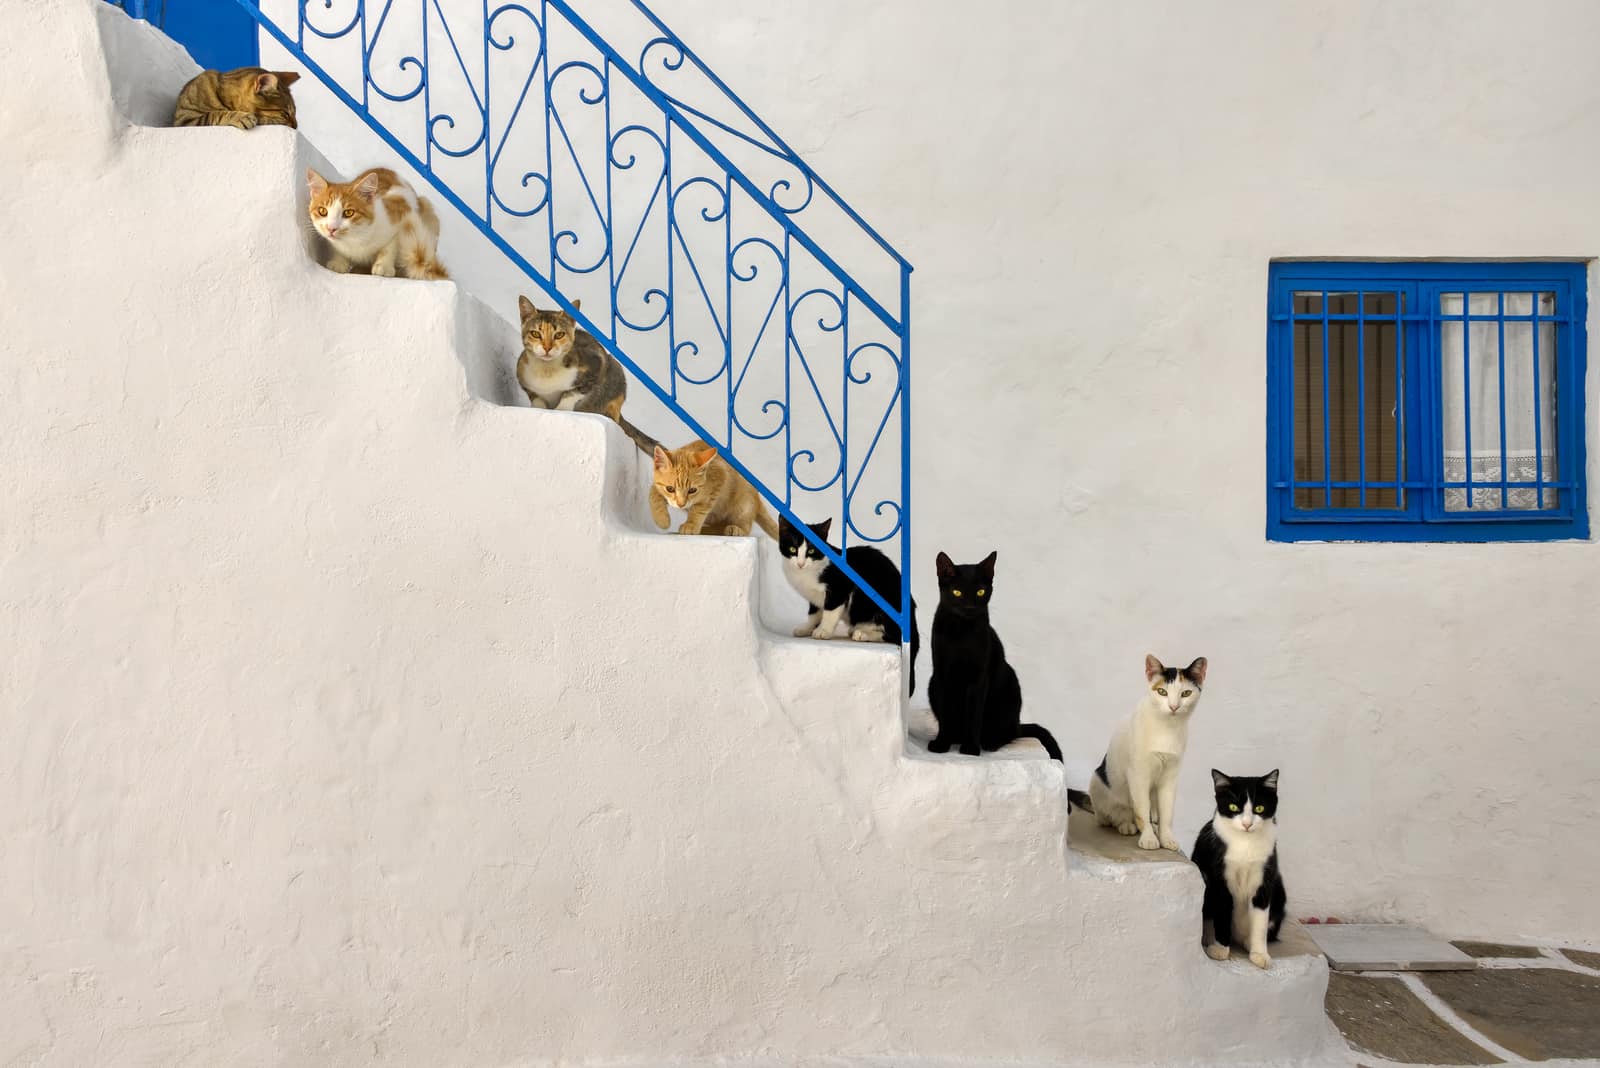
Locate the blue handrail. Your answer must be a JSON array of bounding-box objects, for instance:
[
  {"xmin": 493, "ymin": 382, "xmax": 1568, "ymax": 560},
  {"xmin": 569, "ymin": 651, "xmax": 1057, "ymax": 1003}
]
[{"xmin": 109, "ymin": 0, "xmax": 913, "ymax": 636}]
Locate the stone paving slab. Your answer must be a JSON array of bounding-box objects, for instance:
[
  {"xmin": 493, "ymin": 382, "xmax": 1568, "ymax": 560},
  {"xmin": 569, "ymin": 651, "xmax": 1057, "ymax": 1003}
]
[
  {"xmin": 1561, "ymin": 947, "xmax": 1600, "ymax": 970},
  {"xmin": 1324, "ymin": 972, "xmax": 1501, "ymax": 1065},
  {"xmin": 1422, "ymin": 966, "xmax": 1600, "ymax": 1061},
  {"xmin": 1308, "ymin": 923, "xmax": 1477, "ymax": 971},
  {"xmin": 1451, "ymin": 939, "xmax": 1541, "ymax": 959}
]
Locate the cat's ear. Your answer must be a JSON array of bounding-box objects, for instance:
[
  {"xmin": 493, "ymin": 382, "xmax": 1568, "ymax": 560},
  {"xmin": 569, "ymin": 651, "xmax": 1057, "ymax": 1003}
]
[
  {"xmin": 935, "ymin": 552, "xmax": 955, "ymax": 580},
  {"xmin": 1145, "ymin": 654, "xmax": 1166, "ymax": 681},
  {"xmin": 254, "ymin": 72, "xmax": 279, "ymax": 94},
  {"xmin": 352, "ymin": 172, "xmax": 383, "ymax": 201},
  {"xmin": 518, "ymin": 295, "xmax": 536, "ymax": 321},
  {"xmin": 1210, "ymin": 769, "xmax": 1231, "ymax": 790},
  {"xmin": 306, "ymin": 168, "xmax": 328, "ymax": 196},
  {"xmin": 1184, "ymin": 656, "xmax": 1208, "ymax": 687},
  {"xmin": 570, "ymin": 298, "xmax": 582, "ymax": 312},
  {"xmin": 977, "ymin": 551, "xmax": 997, "ymax": 581},
  {"xmin": 276, "ymin": 71, "xmax": 301, "ymax": 88},
  {"xmin": 693, "ymin": 447, "xmax": 718, "ymax": 469},
  {"xmin": 652, "ymin": 445, "xmax": 671, "ymax": 471},
  {"xmin": 1261, "ymin": 769, "xmax": 1279, "ymax": 790},
  {"xmin": 811, "ymin": 518, "xmax": 833, "ymax": 541}
]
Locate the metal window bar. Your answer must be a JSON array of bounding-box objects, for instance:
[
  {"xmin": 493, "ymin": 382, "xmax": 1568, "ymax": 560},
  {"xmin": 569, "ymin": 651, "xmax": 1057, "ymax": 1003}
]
[{"xmin": 149, "ymin": 0, "xmax": 916, "ymax": 634}]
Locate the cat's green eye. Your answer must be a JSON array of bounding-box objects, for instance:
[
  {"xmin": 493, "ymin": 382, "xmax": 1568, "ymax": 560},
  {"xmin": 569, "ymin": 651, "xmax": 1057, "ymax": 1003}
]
[
  {"xmin": 1182, "ymin": 689, "xmax": 1193, "ymax": 697},
  {"xmin": 1254, "ymin": 805, "xmax": 1265, "ymax": 814},
  {"xmin": 1157, "ymin": 687, "xmax": 1168, "ymax": 696},
  {"xmin": 1228, "ymin": 804, "xmax": 1239, "ymax": 812},
  {"xmin": 976, "ymin": 589, "xmax": 987, "ymax": 597}
]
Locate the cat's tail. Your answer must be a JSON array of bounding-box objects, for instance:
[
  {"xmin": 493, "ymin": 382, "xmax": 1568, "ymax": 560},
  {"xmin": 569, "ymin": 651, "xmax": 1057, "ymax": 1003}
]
[
  {"xmin": 1015, "ymin": 723, "xmax": 1062, "ymax": 762},
  {"xmin": 614, "ymin": 413, "xmax": 659, "ymax": 456},
  {"xmin": 754, "ymin": 506, "xmax": 778, "ymax": 540},
  {"xmin": 1017, "ymin": 722, "xmax": 1097, "ymax": 807},
  {"xmin": 908, "ymin": 599, "xmax": 920, "ymax": 695}
]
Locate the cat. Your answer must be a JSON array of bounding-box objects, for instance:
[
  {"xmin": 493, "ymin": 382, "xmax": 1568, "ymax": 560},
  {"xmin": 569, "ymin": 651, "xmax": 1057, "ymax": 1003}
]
[
  {"xmin": 926, "ymin": 552, "xmax": 1064, "ymax": 763},
  {"xmin": 651, "ymin": 441, "xmax": 778, "ymax": 538},
  {"xmin": 776, "ymin": 515, "xmax": 920, "ymax": 693},
  {"xmin": 173, "ymin": 68, "xmax": 300, "ymax": 130},
  {"xmin": 516, "ymin": 297, "xmax": 656, "ymax": 454},
  {"xmin": 305, "ymin": 167, "xmax": 448, "ymax": 280},
  {"xmin": 1192, "ymin": 769, "xmax": 1287, "ymax": 970},
  {"xmin": 1088, "ymin": 654, "xmax": 1207, "ymax": 851}
]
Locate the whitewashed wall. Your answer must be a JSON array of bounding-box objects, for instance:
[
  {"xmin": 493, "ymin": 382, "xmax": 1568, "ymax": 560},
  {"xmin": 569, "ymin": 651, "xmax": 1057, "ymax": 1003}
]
[{"xmin": 268, "ymin": 0, "xmax": 1600, "ymax": 943}]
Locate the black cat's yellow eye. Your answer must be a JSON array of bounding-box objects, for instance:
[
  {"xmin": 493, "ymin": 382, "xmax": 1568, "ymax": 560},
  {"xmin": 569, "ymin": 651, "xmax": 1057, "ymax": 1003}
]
[
  {"xmin": 342, "ymin": 209, "xmax": 355, "ymax": 218},
  {"xmin": 1228, "ymin": 803, "xmax": 1239, "ymax": 812},
  {"xmin": 1182, "ymin": 689, "xmax": 1193, "ymax": 697},
  {"xmin": 952, "ymin": 590, "xmax": 963, "ymax": 597},
  {"xmin": 1254, "ymin": 805, "xmax": 1265, "ymax": 814},
  {"xmin": 976, "ymin": 589, "xmax": 987, "ymax": 597},
  {"xmin": 1157, "ymin": 687, "xmax": 1168, "ymax": 696}
]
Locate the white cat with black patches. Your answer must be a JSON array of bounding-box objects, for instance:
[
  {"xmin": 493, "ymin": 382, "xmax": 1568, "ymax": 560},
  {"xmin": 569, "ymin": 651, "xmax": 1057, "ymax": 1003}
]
[{"xmin": 1087, "ymin": 654, "xmax": 1207, "ymax": 851}]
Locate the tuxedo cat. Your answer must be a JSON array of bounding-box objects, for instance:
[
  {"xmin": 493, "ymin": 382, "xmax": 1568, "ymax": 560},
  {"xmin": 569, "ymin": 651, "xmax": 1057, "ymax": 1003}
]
[
  {"xmin": 1191, "ymin": 769, "xmax": 1287, "ymax": 970},
  {"xmin": 926, "ymin": 552, "xmax": 1062, "ymax": 762},
  {"xmin": 777, "ymin": 516, "xmax": 920, "ymax": 693}
]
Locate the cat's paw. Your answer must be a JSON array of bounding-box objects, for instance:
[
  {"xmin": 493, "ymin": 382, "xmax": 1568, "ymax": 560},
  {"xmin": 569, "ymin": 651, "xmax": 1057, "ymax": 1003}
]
[
  {"xmin": 1249, "ymin": 951, "xmax": 1272, "ymax": 970},
  {"xmin": 1137, "ymin": 830, "xmax": 1161, "ymax": 850},
  {"xmin": 1205, "ymin": 943, "xmax": 1231, "ymax": 962},
  {"xmin": 1113, "ymin": 820, "xmax": 1137, "ymax": 836},
  {"xmin": 371, "ymin": 261, "xmax": 397, "ymax": 278},
  {"xmin": 958, "ymin": 743, "xmax": 981, "ymax": 756},
  {"xmin": 232, "ymin": 113, "xmax": 258, "ymax": 130},
  {"xmin": 927, "ymin": 737, "xmax": 952, "ymax": 754},
  {"xmin": 793, "ymin": 622, "xmax": 817, "ymax": 638},
  {"xmin": 809, "ymin": 624, "xmax": 835, "ymax": 640},
  {"xmin": 1159, "ymin": 832, "xmax": 1181, "ymax": 851}
]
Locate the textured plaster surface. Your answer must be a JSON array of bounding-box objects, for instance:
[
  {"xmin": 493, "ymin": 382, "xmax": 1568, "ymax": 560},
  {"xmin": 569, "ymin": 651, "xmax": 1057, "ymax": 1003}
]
[
  {"xmin": 0, "ymin": 3, "xmax": 1345, "ymax": 1064},
  {"xmin": 597, "ymin": 0, "xmax": 1600, "ymax": 944},
  {"xmin": 267, "ymin": 0, "xmax": 1600, "ymax": 944}
]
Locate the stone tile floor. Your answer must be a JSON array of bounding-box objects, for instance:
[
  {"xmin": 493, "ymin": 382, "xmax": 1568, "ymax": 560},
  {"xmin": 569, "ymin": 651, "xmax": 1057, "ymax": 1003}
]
[{"xmin": 1329, "ymin": 939, "xmax": 1600, "ymax": 1065}]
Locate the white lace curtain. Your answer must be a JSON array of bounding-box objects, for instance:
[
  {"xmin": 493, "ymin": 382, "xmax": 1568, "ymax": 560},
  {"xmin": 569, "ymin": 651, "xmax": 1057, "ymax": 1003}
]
[{"xmin": 1439, "ymin": 292, "xmax": 1559, "ymax": 511}]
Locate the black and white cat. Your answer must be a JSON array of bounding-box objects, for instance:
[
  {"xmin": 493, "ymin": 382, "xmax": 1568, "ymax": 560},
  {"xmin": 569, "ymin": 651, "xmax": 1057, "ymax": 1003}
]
[
  {"xmin": 1191, "ymin": 769, "xmax": 1287, "ymax": 970},
  {"xmin": 776, "ymin": 516, "xmax": 920, "ymax": 693}
]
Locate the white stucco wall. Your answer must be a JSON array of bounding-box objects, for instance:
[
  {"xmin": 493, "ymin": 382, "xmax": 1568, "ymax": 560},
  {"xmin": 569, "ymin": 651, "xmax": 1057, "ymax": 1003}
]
[
  {"xmin": 265, "ymin": 0, "xmax": 1600, "ymax": 943},
  {"xmin": 2, "ymin": 4, "xmax": 1345, "ymax": 1064},
  {"xmin": 529, "ymin": 0, "xmax": 1600, "ymax": 943}
]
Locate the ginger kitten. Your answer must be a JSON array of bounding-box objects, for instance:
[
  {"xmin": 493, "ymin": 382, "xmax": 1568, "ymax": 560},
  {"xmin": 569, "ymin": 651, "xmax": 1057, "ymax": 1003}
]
[
  {"xmin": 650, "ymin": 441, "xmax": 777, "ymax": 538},
  {"xmin": 306, "ymin": 167, "xmax": 448, "ymax": 280},
  {"xmin": 173, "ymin": 67, "xmax": 300, "ymax": 129}
]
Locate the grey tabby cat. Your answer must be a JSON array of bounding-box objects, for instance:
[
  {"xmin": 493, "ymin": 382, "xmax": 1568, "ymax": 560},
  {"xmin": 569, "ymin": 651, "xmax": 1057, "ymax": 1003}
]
[{"xmin": 516, "ymin": 297, "xmax": 656, "ymax": 454}]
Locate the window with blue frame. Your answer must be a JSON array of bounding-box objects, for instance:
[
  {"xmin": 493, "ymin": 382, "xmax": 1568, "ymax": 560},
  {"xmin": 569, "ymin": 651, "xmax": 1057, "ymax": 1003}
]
[{"xmin": 1267, "ymin": 262, "xmax": 1588, "ymax": 542}]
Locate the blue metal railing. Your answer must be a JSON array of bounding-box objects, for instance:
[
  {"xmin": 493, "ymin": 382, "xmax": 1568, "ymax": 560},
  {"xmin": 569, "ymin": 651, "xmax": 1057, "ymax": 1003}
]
[{"xmin": 119, "ymin": 0, "xmax": 913, "ymax": 635}]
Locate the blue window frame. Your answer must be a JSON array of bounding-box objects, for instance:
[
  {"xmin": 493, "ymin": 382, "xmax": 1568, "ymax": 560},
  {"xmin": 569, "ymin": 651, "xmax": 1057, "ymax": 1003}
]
[{"xmin": 1267, "ymin": 262, "xmax": 1588, "ymax": 542}]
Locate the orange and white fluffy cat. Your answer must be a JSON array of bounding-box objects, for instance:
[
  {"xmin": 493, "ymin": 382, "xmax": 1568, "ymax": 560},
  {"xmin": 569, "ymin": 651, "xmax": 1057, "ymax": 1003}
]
[
  {"xmin": 651, "ymin": 441, "xmax": 778, "ymax": 538},
  {"xmin": 306, "ymin": 167, "xmax": 448, "ymax": 280}
]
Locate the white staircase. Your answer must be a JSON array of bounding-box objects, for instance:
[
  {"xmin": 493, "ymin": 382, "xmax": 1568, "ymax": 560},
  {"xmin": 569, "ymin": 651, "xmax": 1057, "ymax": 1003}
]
[{"xmin": 0, "ymin": 3, "xmax": 1343, "ymax": 1064}]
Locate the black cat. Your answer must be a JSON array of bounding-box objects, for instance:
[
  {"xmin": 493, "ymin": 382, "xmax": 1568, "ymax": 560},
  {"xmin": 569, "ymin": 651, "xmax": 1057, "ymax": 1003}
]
[
  {"xmin": 777, "ymin": 516, "xmax": 920, "ymax": 693},
  {"xmin": 1191, "ymin": 769, "xmax": 1288, "ymax": 970},
  {"xmin": 926, "ymin": 551, "xmax": 1064, "ymax": 763}
]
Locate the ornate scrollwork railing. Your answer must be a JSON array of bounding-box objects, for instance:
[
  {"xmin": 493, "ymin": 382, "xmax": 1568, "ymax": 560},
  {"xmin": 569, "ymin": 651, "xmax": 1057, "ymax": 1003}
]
[{"xmin": 213, "ymin": 0, "xmax": 913, "ymax": 634}]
